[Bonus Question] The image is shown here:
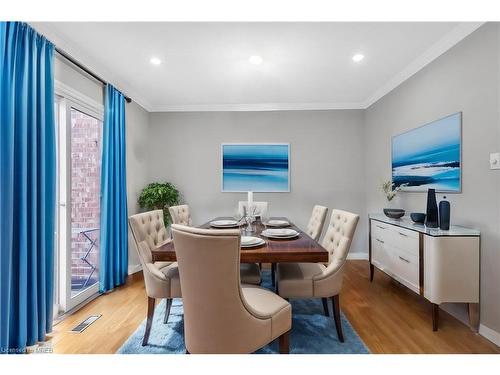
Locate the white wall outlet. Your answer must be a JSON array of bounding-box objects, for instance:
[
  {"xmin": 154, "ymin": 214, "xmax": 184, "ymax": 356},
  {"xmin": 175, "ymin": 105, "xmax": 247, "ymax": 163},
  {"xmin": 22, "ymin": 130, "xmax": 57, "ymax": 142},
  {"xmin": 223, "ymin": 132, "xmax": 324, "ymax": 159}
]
[{"xmin": 489, "ymin": 152, "xmax": 500, "ymax": 170}]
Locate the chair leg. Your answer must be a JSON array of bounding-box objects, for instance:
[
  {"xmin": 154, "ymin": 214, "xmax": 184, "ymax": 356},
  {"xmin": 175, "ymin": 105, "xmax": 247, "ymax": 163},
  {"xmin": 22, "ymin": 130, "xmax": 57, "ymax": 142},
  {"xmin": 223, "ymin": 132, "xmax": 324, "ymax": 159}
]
[
  {"xmin": 332, "ymin": 295, "xmax": 344, "ymax": 342},
  {"xmin": 279, "ymin": 331, "xmax": 290, "ymax": 354},
  {"xmin": 322, "ymin": 298, "xmax": 329, "ymax": 316},
  {"xmin": 271, "ymin": 263, "xmax": 276, "ymax": 286},
  {"xmin": 164, "ymin": 298, "xmax": 172, "ymax": 324},
  {"xmin": 142, "ymin": 297, "xmax": 155, "ymax": 346}
]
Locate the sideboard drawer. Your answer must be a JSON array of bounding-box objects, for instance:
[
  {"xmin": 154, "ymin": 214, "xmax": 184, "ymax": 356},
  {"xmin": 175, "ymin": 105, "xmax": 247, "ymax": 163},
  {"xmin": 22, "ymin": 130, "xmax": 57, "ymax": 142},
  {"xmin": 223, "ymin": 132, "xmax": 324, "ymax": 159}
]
[
  {"xmin": 388, "ymin": 226, "xmax": 419, "ymax": 257},
  {"xmin": 371, "ymin": 235, "xmax": 391, "ymax": 272},
  {"xmin": 390, "ymin": 247, "xmax": 419, "ymax": 293}
]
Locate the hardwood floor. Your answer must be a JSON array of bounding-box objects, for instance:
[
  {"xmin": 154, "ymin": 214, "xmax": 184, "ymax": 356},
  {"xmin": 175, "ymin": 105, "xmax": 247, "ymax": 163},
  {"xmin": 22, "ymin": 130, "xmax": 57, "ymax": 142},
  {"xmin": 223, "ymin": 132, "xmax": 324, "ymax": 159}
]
[
  {"xmin": 49, "ymin": 260, "xmax": 499, "ymax": 354},
  {"xmin": 342, "ymin": 261, "xmax": 499, "ymax": 354},
  {"xmin": 49, "ymin": 272, "xmax": 148, "ymax": 354}
]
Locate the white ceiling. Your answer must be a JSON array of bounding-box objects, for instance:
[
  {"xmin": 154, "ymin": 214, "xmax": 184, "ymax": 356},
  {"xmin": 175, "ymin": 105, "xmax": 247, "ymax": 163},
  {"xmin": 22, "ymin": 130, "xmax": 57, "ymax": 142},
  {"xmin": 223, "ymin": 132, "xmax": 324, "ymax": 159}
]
[{"xmin": 32, "ymin": 22, "xmax": 482, "ymax": 112}]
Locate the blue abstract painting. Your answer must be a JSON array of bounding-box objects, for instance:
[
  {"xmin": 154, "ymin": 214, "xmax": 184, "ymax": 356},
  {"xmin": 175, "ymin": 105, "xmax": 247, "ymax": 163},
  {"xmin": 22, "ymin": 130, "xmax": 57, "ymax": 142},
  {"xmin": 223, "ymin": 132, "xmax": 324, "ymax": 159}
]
[
  {"xmin": 222, "ymin": 144, "xmax": 290, "ymax": 192},
  {"xmin": 392, "ymin": 112, "xmax": 461, "ymax": 192}
]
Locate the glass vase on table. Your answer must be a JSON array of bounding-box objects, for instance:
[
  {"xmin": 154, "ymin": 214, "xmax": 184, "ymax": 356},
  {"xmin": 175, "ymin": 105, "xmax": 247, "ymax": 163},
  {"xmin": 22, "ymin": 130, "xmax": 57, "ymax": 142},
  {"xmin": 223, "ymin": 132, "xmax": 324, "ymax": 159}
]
[{"xmin": 243, "ymin": 204, "xmax": 257, "ymax": 234}]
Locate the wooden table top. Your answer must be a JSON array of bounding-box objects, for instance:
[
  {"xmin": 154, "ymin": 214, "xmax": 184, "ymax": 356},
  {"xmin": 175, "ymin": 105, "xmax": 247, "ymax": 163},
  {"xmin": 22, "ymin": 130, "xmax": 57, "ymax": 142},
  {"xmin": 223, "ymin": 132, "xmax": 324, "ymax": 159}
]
[{"xmin": 152, "ymin": 217, "xmax": 329, "ymax": 263}]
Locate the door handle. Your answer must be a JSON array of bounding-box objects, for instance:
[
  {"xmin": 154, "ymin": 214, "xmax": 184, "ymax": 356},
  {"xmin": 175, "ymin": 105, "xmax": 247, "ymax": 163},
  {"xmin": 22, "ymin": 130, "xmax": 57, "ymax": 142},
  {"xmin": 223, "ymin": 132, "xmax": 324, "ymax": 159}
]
[
  {"xmin": 398, "ymin": 232, "xmax": 408, "ymax": 237},
  {"xmin": 399, "ymin": 256, "xmax": 410, "ymax": 263},
  {"xmin": 376, "ymin": 238, "xmax": 384, "ymax": 244},
  {"xmin": 376, "ymin": 225, "xmax": 385, "ymax": 230}
]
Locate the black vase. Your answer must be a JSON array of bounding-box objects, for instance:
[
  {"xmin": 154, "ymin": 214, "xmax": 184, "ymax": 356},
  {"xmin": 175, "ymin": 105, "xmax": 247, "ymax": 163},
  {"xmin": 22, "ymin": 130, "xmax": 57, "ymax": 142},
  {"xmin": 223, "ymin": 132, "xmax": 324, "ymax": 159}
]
[
  {"xmin": 425, "ymin": 188, "xmax": 439, "ymax": 228},
  {"xmin": 439, "ymin": 196, "xmax": 451, "ymax": 230}
]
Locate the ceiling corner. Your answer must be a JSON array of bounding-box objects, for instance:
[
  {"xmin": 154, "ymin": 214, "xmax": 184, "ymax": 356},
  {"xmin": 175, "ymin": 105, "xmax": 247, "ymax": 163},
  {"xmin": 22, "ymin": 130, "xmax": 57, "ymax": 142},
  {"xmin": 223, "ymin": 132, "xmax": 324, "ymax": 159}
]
[{"xmin": 362, "ymin": 22, "xmax": 485, "ymax": 109}]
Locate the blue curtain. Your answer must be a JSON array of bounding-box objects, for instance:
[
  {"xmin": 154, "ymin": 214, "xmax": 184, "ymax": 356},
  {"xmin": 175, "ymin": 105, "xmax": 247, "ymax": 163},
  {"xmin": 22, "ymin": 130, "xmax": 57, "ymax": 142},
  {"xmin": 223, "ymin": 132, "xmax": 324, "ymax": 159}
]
[
  {"xmin": 99, "ymin": 84, "xmax": 128, "ymax": 292},
  {"xmin": 0, "ymin": 22, "xmax": 56, "ymax": 353}
]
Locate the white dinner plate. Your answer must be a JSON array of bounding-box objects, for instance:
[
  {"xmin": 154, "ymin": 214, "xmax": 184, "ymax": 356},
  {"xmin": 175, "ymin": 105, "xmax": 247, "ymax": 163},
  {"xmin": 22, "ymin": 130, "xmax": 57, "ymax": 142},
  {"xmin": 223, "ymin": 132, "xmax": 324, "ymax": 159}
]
[
  {"xmin": 241, "ymin": 236, "xmax": 265, "ymax": 248},
  {"xmin": 210, "ymin": 219, "xmax": 239, "ymax": 228},
  {"xmin": 261, "ymin": 228, "xmax": 299, "ymax": 239},
  {"xmin": 264, "ymin": 219, "xmax": 290, "ymax": 227}
]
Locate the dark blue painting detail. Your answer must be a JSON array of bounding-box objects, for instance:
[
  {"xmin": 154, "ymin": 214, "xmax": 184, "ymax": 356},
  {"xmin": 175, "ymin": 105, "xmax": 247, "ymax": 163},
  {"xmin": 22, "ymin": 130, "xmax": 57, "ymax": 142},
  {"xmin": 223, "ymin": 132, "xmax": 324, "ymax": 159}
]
[
  {"xmin": 222, "ymin": 144, "xmax": 289, "ymax": 192},
  {"xmin": 392, "ymin": 113, "xmax": 461, "ymax": 192}
]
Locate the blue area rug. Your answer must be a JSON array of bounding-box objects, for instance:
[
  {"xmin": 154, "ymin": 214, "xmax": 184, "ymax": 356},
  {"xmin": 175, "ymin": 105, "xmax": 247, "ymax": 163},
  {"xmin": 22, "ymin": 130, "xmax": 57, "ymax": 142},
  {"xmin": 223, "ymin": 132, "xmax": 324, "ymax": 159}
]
[{"xmin": 117, "ymin": 270, "xmax": 369, "ymax": 354}]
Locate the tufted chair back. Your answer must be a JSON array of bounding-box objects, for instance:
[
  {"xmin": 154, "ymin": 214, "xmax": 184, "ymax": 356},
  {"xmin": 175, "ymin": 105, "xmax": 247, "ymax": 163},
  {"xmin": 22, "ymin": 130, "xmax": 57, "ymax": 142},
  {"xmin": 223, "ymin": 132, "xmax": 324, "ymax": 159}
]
[
  {"xmin": 172, "ymin": 224, "xmax": 290, "ymax": 353},
  {"xmin": 321, "ymin": 209, "xmax": 359, "ymax": 274},
  {"xmin": 237, "ymin": 201, "xmax": 268, "ymax": 218},
  {"xmin": 169, "ymin": 204, "xmax": 193, "ymax": 226},
  {"xmin": 129, "ymin": 210, "xmax": 169, "ymax": 264},
  {"xmin": 305, "ymin": 205, "xmax": 328, "ymax": 241}
]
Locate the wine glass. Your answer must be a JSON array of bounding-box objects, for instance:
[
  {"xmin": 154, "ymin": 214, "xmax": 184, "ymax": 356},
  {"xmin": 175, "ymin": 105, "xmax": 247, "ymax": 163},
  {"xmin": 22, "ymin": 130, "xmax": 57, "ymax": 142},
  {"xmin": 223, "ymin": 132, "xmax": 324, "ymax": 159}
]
[{"xmin": 260, "ymin": 207, "xmax": 269, "ymax": 227}]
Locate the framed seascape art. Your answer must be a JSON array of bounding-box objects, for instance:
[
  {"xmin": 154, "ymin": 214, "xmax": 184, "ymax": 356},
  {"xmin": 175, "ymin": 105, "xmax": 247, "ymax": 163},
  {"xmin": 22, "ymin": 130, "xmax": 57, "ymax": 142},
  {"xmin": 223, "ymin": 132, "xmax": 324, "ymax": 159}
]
[
  {"xmin": 391, "ymin": 112, "xmax": 462, "ymax": 193},
  {"xmin": 221, "ymin": 143, "xmax": 290, "ymax": 192}
]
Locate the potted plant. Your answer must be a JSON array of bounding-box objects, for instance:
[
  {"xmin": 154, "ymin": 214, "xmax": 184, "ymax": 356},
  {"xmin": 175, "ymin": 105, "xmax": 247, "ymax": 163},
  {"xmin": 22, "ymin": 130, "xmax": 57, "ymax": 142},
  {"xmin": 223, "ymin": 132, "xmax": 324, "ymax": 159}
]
[{"xmin": 138, "ymin": 182, "xmax": 181, "ymax": 226}]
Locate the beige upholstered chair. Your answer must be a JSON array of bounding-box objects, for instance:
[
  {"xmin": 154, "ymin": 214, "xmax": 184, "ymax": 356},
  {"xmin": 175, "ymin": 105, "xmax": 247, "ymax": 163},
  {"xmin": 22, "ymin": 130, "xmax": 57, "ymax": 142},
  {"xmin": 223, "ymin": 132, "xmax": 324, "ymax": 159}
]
[
  {"xmin": 129, "ymin": 210, "xmax": 182, "ymax": 346},
  {"xmin": 276, "ymin": 209, "xmax": 359, "ymax": 342},
  {"xmin": 171, "ymin": 224, "xmax": 291, "ymax": 354},
  {"xmin": 305, "ymin": 205, "xmax": 328, "ymax": 242},
  {"xmin": 169, "ymin": 204, "xmax": 260, "ymax": 284},
  {"xmin": 169, "ymin": 204, "xmax": 192, "ymax": 226},
  {"xmin": 238, "ymin": 201, "xmax": 268, "ymax": 218}
]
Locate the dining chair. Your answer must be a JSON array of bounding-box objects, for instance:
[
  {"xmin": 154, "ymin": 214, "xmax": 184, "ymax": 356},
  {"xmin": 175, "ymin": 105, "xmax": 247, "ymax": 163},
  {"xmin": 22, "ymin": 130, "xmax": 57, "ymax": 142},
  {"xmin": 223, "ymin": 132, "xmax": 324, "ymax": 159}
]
[
  {"xmin": 275, "ymin": 209, "xmax": 359, "ymax": 342},
  {"xmin": 169, "ymin": 204, "xmax": 260, "ymax": 284},
  {"xmin": 305, "ymin": 205, "xmax": 328, "ymax": 242},
  {"xmin": 238, "ymin": 201, "xmax": 268, "ymax": 218},
  {"xmin": 129, "ymin": 210, "xmax": 182, "ymax": 346},
  {"xmin": 169, "ymin": 204, "xmax": 193, "ymax": 226},
  {"xmin": 171, "ymin": 224, "xmax": 292, "ymax": 354}
]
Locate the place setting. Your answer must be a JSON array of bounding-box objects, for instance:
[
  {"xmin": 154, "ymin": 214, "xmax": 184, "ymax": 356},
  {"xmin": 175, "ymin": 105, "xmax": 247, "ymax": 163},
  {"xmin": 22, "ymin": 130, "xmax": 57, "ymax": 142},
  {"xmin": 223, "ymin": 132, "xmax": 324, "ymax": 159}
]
[
  {"xmin": 261, "ymin": 227, "xmax": 300, "ymax": 240},
  {"xmin": 209, "ymin": 219, "xmax": 243, "ymax": 228},
  {"xmin": 262, "ymin": 219, "xmax": 290, "ymax": 228},
  {"xmin": 240, "ymin": 236, "xmax": 266, "ymax": 248}
]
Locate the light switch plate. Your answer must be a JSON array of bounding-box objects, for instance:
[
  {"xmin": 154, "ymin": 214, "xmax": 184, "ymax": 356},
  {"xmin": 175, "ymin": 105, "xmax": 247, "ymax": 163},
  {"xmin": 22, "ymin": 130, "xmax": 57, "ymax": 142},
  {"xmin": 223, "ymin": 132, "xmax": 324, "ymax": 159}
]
[{"xmin": 490, "ymin": 152, "xmax": 500, "ymax": 169}]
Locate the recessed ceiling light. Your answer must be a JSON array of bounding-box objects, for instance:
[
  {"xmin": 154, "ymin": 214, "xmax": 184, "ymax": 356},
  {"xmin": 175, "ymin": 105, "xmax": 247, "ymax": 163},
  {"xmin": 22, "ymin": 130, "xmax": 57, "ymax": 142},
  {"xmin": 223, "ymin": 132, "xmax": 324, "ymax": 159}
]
[
  {"xmin": 150, "ymin": 57, "xmax": 161, "ymax": 65},
  {"xmin": 249, "ymin": 55, "xmax": 263, "ymax": 65},
  {"xmin": 352, "ymin": 54, "xmax": 365, "ymax": 63}
]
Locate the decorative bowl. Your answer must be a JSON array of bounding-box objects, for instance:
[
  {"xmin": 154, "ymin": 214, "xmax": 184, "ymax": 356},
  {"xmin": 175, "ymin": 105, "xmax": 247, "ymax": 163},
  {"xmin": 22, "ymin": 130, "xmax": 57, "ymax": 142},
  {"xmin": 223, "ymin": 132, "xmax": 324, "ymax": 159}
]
[
  {"xmin": 383, "ymin": 208, "xmax": 405, "ymax": 219},
  {"xmin": 410, "ymin": 212, "xmax": 426, "ymax": 224}
]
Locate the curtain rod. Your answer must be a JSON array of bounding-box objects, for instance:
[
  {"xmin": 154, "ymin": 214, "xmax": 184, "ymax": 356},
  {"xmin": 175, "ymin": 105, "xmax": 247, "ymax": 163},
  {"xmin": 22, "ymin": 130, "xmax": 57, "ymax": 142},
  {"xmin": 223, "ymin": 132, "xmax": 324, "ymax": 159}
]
[{"xmin": 55, "ymin": 48, "xmax": 132, "ymax": 104}]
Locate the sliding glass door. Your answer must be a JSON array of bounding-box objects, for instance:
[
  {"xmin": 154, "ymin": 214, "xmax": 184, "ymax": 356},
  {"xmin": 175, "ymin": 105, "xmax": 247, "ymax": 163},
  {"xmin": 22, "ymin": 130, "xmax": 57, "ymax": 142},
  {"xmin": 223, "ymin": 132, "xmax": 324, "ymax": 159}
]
[{"xmin": 56, "ymin": 96, "xmax": 103, "ymax": 312}]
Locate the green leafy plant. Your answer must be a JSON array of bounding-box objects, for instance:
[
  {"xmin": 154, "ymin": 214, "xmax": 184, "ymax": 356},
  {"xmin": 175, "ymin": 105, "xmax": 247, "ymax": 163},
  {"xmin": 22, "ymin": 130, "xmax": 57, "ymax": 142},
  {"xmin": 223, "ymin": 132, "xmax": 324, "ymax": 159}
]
[{"xmin": 138, "ymin": 182, "xmax": 181, "ymax": 225}]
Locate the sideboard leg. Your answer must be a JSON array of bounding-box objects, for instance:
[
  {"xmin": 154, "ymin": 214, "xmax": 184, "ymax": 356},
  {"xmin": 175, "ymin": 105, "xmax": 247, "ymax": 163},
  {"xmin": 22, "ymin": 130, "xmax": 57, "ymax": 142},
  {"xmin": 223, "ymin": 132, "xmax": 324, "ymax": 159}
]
[
  {"xmin": 468, "ymin": 303, "xmax": 480, "ymax": 332},
  {"xmin": 369, "ymin": 263, "xmax": 374, "ymax": 282},
  {"xmin": 432, "ymin": 303, "xmax": 439, "ymax": 331}
]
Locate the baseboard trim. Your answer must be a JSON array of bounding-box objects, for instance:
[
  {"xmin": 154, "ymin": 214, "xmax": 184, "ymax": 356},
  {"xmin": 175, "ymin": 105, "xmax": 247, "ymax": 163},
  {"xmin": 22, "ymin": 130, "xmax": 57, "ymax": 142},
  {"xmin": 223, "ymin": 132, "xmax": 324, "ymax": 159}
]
[
  {"xmin": 479, "ymin": 324, "xmax": 500, "ymax": 347},
  {"xmin": 128, "ymin": 264, "xmax": 142, "ymax": 275},
  {"xmin": 347, "ymin": 252, "xmax": 369, "ymax": 260}
]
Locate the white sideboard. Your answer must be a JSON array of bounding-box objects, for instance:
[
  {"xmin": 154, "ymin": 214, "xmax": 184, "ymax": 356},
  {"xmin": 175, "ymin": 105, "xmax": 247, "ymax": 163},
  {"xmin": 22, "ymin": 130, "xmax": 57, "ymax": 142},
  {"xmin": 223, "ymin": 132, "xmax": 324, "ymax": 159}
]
[{"xmin": 368, "ymin": 214, "xmax": 480, "ymax": 331}]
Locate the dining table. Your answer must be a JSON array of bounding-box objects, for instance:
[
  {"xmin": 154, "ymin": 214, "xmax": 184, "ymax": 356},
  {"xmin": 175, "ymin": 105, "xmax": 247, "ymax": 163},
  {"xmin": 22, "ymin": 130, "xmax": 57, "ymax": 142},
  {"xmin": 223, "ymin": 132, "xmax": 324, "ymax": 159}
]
[{"xmin": 151, "ymin": 216, "xmax": 329, "ymax": 264}]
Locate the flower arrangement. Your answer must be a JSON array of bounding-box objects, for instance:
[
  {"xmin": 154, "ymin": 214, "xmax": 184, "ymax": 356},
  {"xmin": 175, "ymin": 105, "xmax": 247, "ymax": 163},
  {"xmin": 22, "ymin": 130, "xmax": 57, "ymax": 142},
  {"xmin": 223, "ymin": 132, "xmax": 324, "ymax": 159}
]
[{"xmin": 381, "ymin": 180, "xmax": 407, "ymax": 201}]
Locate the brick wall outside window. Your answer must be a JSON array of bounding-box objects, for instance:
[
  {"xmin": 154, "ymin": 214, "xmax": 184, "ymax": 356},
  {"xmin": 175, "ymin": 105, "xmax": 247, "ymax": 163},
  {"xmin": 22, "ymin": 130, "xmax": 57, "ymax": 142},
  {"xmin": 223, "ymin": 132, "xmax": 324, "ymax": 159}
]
[{"xmin": 70, "ymin": 109, "xmax": 101, "ymax": 292}]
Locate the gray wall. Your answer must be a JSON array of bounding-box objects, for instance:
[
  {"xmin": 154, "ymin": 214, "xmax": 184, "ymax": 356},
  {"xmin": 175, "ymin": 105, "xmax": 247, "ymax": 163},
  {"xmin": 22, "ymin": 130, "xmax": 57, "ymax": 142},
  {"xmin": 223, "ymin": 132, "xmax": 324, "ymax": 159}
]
[
  {"xmin": 365, "ymin": 24, "xmax": 500, "ymax": 333},
  {"xmin": 126, "ymin": 102, "xmax": 150, "ymax": 271},
  {"xmin": 55, "ymin": 55, "xmax": 104, "ymax": 103},
  {"xmin": 147, "ymin": 110, "xmax": 367, "ymax": 255}
]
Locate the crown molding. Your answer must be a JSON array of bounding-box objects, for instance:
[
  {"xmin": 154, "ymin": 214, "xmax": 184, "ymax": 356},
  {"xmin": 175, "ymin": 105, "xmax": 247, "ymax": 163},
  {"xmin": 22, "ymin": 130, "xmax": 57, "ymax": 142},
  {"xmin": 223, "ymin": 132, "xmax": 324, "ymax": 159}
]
[
  {"xmin": 149, "ymin": 102, "xmax": 365, "ymax": 112},
  {"xmin": 361, "ymin": 22, "xmax": 484, "ymax": 109},
  {"xmin": 32, "ymin": 22, "xmax": 484, "ymax": 113}
]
